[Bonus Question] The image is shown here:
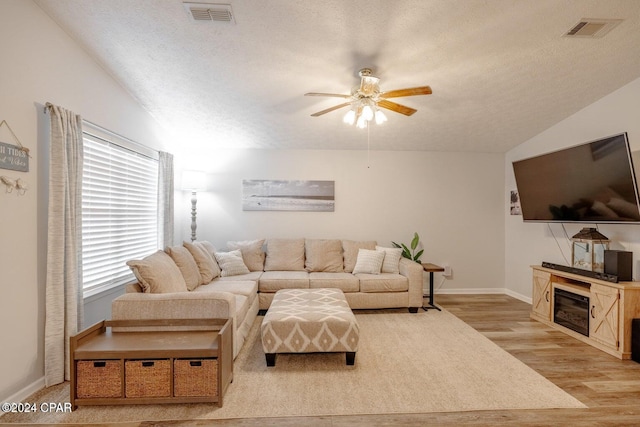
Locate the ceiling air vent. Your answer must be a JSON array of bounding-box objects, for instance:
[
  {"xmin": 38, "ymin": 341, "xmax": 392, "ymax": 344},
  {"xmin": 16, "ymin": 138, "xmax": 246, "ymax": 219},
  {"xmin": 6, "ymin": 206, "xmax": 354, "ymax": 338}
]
[
  {"xmin": 183, "ymin": 2, "xmax": 235, "ymax": 24},
  {"xmin": 564, "ymin": 19, "xmax": 622, "ymax": 38}
]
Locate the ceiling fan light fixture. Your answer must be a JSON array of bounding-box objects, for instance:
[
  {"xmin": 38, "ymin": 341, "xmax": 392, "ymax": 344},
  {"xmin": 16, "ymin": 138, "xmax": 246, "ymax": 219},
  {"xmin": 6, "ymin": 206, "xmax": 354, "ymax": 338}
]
[
  {"xmin": 362, "ymin": 104, "xmax": 374, "ymax": 121},
  {"xmin": 375, "ymin": 109, "xmax": 387, "ymax": 125},
  {"xmin": 343, "ymin": 109, "xmax": 356, "ymax": 125},
  {"xmin": 305, "ymin": 68, "xmax": 431, "ymax": 128}
]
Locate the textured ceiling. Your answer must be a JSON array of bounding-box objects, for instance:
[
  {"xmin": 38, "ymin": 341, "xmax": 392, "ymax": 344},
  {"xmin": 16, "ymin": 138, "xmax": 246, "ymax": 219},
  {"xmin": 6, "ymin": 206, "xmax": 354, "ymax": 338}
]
[{"xmin": 35, "ymin": 0, "xmax": 640, "ymax": 153}]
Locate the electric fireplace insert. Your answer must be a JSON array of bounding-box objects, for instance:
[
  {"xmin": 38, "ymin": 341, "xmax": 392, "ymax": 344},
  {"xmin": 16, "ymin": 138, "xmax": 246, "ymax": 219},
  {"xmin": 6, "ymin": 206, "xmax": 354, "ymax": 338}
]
[{"xmin": 553, "ymin": 287, "xmax": 589, "ymax": 336}]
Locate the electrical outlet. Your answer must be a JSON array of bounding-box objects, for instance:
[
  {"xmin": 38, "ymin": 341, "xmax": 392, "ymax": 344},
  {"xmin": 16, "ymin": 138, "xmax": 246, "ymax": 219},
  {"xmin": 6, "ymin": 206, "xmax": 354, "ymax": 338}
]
[{"xmin": 443, "ymin": 266, "xmax": 452, "ymax": 277}]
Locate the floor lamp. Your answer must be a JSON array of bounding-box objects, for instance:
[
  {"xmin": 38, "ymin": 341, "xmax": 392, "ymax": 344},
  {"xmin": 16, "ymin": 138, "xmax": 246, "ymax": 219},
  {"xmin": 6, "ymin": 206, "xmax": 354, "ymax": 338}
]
[{"xmin": 182, "ymin": 170, "xmax": 206, "ymax": 242}]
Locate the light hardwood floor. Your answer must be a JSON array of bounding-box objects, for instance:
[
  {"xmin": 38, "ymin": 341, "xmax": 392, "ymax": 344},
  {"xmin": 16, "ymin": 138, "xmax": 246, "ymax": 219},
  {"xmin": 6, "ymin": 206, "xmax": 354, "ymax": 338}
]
[{"xmin": 44, "ymin": 294, "xmax": 640, "ymax": 426}]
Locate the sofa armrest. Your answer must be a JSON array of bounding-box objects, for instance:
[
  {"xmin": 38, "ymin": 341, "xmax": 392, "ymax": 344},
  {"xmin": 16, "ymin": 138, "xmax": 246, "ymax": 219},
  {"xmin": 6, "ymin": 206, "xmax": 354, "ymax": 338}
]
[
  {"xmin": 111, "ymin": 291, "xmax": 237, "ymax": 332},
  {"xmin": 399, "ymin": 258, "xmax": 424, "ymax": 308}
]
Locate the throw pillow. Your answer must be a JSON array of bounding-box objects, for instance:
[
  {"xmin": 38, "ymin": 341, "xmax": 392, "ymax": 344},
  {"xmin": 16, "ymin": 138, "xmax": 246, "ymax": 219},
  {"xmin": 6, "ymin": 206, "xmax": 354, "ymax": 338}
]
[
  {"xmin": 304, "ymin": 239, "xmax": 343, "ymax": 272},
  {"xmin": 342, "ymin": 240, "xmax": 377, "ymax": 273},
  {"xmin": 197, "ymin": 240, "xmax": 217, "ymax": 258},
  {"xmin": 376, "ymin": 246, "xmax": 403, "ymax": 274},
  {"xmin": 165, "ymin": 245, "xmax": 201, "ymax": 291},
  {"xmin": 214, "ymin": 250, "xmax": 251, "ymax": 277},
  {"xmin": 184, "ymin": 241, "xmax": 220, "ymax": 283},
  {"xmin": 126, "ymin": 250, "xmax": 188, "ymax": 293},
  {"xmin": 352, "ymin": 249, "xmax": 385, "ymax": 275},
  {"xmin": 264, "ymin": 238, "xmax": 305, "ymax": 271},
  {"xmin": 227, "ymin": 239, "xmax": 266, "ymax": 271}
]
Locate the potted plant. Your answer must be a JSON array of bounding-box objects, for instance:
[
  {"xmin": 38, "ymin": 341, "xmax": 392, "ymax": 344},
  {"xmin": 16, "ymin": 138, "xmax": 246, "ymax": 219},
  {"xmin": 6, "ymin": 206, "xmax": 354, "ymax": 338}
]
[{"xmin": 392, "ymin": 232, "xmax": 423, "ymax": 263}]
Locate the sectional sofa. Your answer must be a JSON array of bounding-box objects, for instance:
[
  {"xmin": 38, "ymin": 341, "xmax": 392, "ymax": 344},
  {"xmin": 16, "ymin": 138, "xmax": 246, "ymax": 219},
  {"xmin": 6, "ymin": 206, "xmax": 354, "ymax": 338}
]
[{"xmin": 111, "ymin": 238, "xmax": 425, "ymax": 358}]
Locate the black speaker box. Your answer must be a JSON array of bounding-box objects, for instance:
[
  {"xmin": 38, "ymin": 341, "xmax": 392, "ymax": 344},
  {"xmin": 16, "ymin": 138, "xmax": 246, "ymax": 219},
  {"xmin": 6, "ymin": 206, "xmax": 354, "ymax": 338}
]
[
  {"xmin": 604, "ymin": 250, "xmax": 633, "ymax": 281},
  {"xmin": 633, "ymin": 319, "xmax": 640, "ymax": 363}
]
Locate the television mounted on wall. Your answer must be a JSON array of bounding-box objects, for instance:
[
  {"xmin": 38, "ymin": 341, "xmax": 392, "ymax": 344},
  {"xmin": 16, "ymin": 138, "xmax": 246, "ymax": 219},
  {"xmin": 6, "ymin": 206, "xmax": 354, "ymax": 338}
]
[{"xmin": 512, "ymin": 132, "xmax": 640, "ymax": 223}]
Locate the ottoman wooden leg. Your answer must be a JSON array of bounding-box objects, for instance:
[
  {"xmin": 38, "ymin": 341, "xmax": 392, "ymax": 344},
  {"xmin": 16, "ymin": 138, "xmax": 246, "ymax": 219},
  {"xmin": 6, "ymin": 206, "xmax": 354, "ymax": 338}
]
[
  {"xmin": 265, "ymin": 353, "xmax": 276, "ymax": 367},
  {"xmin": 346, "ymin": 352, "xmax": 356, "ymax": 366}
]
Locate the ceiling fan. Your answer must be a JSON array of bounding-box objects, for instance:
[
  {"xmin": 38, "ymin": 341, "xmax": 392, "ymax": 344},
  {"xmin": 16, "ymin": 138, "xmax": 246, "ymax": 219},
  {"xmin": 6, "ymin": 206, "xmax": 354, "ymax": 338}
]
[{"xmin": 305, "ymin": 68, "xmax": 432, "ymax": 128}]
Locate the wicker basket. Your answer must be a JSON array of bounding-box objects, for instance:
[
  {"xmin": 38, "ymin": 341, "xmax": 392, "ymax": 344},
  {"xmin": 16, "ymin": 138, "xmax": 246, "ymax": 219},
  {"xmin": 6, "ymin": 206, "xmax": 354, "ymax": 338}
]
[
  {"xmin": 125, "ymin": 359, "xmax": 171, "ymax": 398},
  {"xmin": 76, "ymin": 360, "xmax": 122, "ymax": 398},
  {"xmin": 174, "ymin": 358, "xmax": 218, "ymax": 397}
]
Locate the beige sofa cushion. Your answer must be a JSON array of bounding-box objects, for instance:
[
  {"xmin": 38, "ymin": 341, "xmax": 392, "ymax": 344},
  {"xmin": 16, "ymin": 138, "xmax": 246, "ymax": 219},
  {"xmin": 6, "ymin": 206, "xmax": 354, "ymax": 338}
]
[
  {"xmin": 308, "ymin": 272, "xmax": 359, "ymax": 292},
  {"xmin": 352, "ymin": 249, "xmax": 385, "ymax": 274},
  {"xmin": 376, "ymin": 246, "xmax": 403, "ymax": 274},
  {"xmin": 215, "ymin": 250, "xmax": 251, "ymax": 277},
  {"xmin": 126, "ymin": 250, "xmax": 188, "ymax": 293},
  {"xmin": 259, "ymin": 271, "xmax": 310, "ymax": 292},
  {"xmin": 342, "ymin": 240, "xmax": 377, "ymax": 273},
  {"xmin": 165, "ymin": 245, "xmax": 201, "ymax": 291},
  {"xmin": 357, "ymin": 273, "xmax": 409, "ymax": 293},
  {"xmin": 227, "ymin": 239, "xmax": 265, "ymax": 271},
  {"xmin": 197, "ymin": 240, "xmax": 217, "ymax": 258},
  {"xmin": 184, "ymin": 241, "xmax": 220, "ymax": 283},
  {"xmin": 264, "ymin": 238, "xmax": 305, "ymax": 271},
  {"xmin": 304, "ymin": 239, "xmax": 343, "ymax": 272}
]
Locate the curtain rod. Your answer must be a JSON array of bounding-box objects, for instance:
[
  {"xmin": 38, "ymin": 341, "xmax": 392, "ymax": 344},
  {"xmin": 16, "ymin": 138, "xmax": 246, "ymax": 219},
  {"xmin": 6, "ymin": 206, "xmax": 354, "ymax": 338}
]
[
  {"xmin": 82, "ymin": 119, "xmax": 159, "ymax": 155},
  {"xmin": 44, "ymin": 104, "xmax": 161, "ymax": 159}
]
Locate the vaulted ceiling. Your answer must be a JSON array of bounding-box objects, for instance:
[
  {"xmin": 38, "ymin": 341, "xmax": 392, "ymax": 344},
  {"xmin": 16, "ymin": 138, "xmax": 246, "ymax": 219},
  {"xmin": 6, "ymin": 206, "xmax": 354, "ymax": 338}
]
[{"xmin": 35, "ymin": 0, "xmax": 640, "ymax": 152}]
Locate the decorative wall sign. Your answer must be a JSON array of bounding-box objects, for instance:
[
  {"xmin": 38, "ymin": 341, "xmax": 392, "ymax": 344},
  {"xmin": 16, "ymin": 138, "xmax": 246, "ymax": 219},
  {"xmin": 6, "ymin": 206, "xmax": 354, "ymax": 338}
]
[
  {"xmin": 242, "ymin": 180, "xmax": 335, "ymax": 211},
  {"xmin": 0, "ymin": 141, "xmax": 29, "ymax": 172},
  {"xmin": 0, "ymin": 120, "xmax": 30, "ymax": 172}
]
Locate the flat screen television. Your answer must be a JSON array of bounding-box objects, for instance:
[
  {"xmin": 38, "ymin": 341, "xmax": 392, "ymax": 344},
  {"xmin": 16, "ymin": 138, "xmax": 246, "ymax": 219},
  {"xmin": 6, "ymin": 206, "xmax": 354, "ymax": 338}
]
[{"xmin": 512, "ymin": 132, "xmax": 640, "ymax": 223}]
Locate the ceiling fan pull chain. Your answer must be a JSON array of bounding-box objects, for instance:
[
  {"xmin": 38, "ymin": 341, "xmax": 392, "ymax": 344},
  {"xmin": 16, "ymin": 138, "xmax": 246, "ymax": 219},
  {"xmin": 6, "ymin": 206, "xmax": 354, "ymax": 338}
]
[{"xmin": 367, "ymin": 121, "xmax": 371, "ymax": 169}]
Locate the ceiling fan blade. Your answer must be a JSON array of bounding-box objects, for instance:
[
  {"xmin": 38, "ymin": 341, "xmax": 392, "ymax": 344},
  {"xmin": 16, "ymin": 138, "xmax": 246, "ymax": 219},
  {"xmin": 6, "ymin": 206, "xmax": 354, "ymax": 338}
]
[
  {"xmin": 310, "ymin": 102, "xmax": 351, "ymax": 117},
  {"xmin": 377, "ymin": 99, "xmax": 417, "ymax": 116},
  {"xmin": 305, "ymin": 92, "xmax": 351, "ymax": 99},
  {"xmin": 381, "ymin": 86, "xmax": 432, "ymax": 98}
]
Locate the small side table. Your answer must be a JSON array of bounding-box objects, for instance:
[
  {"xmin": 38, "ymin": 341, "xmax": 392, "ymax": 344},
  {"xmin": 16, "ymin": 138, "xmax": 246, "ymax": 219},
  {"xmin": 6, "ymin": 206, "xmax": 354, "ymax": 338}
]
[{"xmin": 421, "ymin": 263, "xmax": 444, "ymax": 311}]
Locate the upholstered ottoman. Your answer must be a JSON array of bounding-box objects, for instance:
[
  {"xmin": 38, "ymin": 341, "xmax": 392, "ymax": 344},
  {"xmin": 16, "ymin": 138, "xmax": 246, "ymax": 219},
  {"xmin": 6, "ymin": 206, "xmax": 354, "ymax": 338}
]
[{"xmin": 260, "ymin": 288, "xmax": 360, "ymax": 366}]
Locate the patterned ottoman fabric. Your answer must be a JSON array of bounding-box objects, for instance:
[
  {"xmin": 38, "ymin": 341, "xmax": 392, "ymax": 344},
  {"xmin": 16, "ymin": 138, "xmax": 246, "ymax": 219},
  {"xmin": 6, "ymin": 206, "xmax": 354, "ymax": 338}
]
[{"xmin": 260, "ymin": 288, "xmax": 360, "ymax": 365}]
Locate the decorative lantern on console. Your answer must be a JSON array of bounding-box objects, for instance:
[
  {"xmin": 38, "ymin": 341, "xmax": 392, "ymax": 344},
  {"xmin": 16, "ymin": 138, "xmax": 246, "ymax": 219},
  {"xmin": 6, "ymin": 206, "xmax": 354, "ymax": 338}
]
[{"xmin": 571, "ymin": 227, "xmax": 610, "ymax": 273}]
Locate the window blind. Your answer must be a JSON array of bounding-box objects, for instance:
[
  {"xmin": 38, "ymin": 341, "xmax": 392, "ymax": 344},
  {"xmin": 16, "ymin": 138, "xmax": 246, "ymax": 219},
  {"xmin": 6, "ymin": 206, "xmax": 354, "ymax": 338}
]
[{"xmin": 82, "ymin": 133, "xmax": 159, "ymax": 294}]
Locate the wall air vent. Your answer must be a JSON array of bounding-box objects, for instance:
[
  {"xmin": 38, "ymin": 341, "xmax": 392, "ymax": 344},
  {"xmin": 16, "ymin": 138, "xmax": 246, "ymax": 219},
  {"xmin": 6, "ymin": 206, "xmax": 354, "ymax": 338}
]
[
  {"xmin": 183, "ymin": 2, "xmax": 235, "ymax": 24},
  {"xmin": 563, "ymin": 19, "xmax": 622, "ymax": 38}
]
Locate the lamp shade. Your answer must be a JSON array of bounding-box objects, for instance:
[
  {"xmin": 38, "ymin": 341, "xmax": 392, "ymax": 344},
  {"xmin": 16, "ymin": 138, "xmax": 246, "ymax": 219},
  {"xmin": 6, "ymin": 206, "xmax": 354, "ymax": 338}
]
[{"xmin": 182, "ymin": 170, "xmax": 206, "ymax": 191}]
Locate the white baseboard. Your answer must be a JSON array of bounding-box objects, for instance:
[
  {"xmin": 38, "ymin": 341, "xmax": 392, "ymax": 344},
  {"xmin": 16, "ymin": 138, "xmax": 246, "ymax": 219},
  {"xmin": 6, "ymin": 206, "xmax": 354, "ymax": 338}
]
[
  {"xmin": 432, "ymin": 287, "xmax": 532, "ymax": 304},
  {"xmin": 504, "ymin": 288, "xmax": 532, "ymax": 304},
  {"xmin": 436, "ymin": 287, "xmax": 506, "ymax": 295},
  {"xmin": 0, "ymin": 377, "xmax": 45, "ymax": 416}
]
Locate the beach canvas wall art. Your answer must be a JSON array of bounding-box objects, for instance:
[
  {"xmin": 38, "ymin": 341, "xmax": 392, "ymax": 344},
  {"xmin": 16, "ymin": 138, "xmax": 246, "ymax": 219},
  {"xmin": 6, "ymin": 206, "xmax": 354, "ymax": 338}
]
[{"xmin": 242, "ymin": 180, "xmax": 335, "ymax": 211}]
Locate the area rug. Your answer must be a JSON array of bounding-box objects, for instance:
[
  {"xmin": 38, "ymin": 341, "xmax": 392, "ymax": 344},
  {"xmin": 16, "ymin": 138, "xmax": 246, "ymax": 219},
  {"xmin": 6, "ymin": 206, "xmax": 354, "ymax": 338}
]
[{"xmin": 0, "ymin": 309, "xmax": 585, "ymax": 424}]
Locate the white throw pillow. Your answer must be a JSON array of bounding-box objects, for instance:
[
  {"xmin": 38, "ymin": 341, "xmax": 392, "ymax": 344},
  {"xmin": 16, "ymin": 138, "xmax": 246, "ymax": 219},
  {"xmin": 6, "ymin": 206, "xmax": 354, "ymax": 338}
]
[
  {"xmin": 352, "ymin": 249, "xmax": 385, "ymax": 275},
  {"xmin": 214, "ymin": 250, "xmax": 251, "ymax": 277},
  {"xmin": 227, "ymin": 239, "xmax": 265, "ymax": 271},
  {"xmin": 376, "ymin": 246, "xmax": 403, "ymax": 274}
]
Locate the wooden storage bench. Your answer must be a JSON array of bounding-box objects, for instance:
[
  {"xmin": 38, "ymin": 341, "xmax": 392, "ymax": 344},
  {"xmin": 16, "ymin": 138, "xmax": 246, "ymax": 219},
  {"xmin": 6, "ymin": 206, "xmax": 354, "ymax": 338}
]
[{"xmin": 70, "ymin": 318, "xmax": 232, "ymax": 409}]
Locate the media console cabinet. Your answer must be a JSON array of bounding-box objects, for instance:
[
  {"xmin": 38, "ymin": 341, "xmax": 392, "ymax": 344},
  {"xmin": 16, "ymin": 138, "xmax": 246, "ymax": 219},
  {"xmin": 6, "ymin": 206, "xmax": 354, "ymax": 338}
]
[
  {"xmin": 531, "ymin": 265, "xmax": 640, "ymax": 359},
  {"xmin": 70, "ymin": 318, "xmax": 232, "ymax": 409}
]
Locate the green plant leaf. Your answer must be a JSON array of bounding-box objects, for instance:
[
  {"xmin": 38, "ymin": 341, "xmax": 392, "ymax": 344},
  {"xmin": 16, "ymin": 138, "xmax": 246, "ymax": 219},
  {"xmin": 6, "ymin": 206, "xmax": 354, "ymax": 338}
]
[
  {"xmin": 391, "ymin": 242, "xmax": 401, "ymax": 249},
  {"xmin": 411, "ymin": 232, "xmax": 420, "ymax": 250},
  {"xmin": 413, "ymin": 249, "xmax": 424, "ymax": 262},
  {"xmin": 401, "ymin": 243, "xmax": 411, "ymax": 259}
]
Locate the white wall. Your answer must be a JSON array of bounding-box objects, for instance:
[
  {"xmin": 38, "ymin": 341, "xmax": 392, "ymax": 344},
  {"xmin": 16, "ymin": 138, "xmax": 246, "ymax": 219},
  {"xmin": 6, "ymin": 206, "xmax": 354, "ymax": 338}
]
[
  {"xmin": 0, "ymin": 0, "xmax": 165, "ymax": 402},
  {"xmin": 505, "ymin": 76, "xmax": 640, "ymax": 300},
  {"xmin": 174, "ymin": 148, "xmax": 506, "ymax": 294}
]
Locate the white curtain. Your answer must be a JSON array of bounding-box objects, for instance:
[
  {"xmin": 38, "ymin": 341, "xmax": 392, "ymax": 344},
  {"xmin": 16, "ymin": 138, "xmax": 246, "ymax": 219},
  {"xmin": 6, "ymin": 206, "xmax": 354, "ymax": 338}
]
[
  {"xmin": 158, "ymin": 151, "xmax": 174, "ymax": 248},
  {"xmin": 44, "ymin": 103, "xmax": 84, "ymax": 386}
]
